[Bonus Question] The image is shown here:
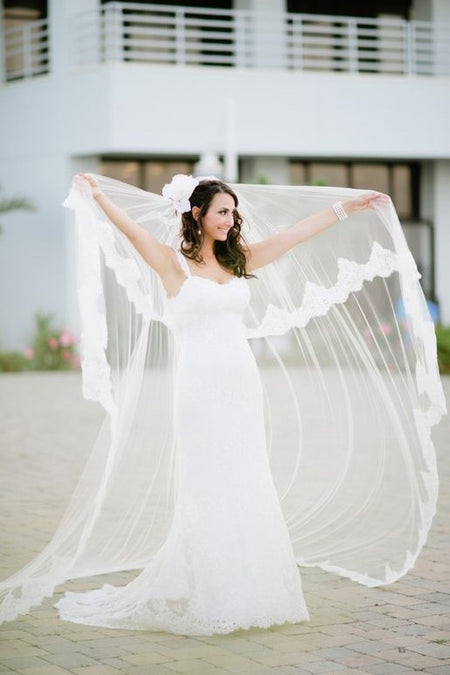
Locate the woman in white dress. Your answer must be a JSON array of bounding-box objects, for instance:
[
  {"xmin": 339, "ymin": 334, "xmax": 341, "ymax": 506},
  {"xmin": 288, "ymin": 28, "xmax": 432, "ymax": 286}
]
[
  {"xmin": 53, "ymin": 174, "xmax": 384, "ymax": 633},
  {"xmin": 0, "ymin": 173, "xmax": 444, "ymax": 635}
]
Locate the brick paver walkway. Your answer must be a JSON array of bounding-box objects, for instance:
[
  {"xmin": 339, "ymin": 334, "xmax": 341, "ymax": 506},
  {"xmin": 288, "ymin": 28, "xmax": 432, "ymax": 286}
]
[{"xmin": 0, "ymin": 372, "xmax": 449, "ymax": 675}]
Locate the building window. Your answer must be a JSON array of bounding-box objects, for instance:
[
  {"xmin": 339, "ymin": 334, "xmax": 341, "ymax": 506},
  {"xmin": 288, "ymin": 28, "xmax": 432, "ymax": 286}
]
[
  {"xmin": 100, "ymin": 158, "xmax": 196, "ymax": 195},
  {"xmin": 3, "ymin": 1, "xmax": 49, "ymax": 81},
  {"xmin": 290, "ymin": 160, "xmax": 419, "ymax": 220}
]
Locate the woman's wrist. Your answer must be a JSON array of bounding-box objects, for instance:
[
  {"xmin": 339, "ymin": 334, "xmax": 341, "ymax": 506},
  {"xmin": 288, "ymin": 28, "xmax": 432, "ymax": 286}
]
[
  {"xmin": 332, "ymin": 201, "xmax": 349, "ymax": 221},
  {"xmin": 342, "ymin": 199, "xmax": 358, "ymax": 215}
]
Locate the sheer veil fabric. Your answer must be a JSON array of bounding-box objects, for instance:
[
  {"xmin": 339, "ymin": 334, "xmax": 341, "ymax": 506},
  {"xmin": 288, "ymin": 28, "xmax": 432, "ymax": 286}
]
[{"xmin": 0, "ymin": 175, "xmax": 446, "ymax": 629}]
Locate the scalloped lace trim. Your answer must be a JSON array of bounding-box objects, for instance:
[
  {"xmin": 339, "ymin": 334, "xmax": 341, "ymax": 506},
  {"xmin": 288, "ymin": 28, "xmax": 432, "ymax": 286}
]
[
  {"xmin": 74, "ymin": 199, "xmax": 157, "ymax": 413},
  {"xmin": 78, "ymin": 230, "xmax": 446, "ymax": 426},
  {"xmin": 246, "ymin": 242, "xmax": 412, "ymax": 338}
]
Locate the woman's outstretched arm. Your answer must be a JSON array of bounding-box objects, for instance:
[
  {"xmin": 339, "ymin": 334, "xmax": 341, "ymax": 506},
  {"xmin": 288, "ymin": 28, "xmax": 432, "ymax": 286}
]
[
  {"xmin": 246, "ymin": 192, "xmax": 389, "ymax": 271},
  {"xmin": 73, "ymin": 173, "xmax": 173, "ymax": 277}
]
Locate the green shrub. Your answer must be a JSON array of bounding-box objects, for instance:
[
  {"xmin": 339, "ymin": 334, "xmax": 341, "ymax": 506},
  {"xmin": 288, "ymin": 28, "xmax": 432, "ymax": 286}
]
[
  {"xmin": 436, "ymin": 325, "xmax": 450, "ymax": 375},
  {"xmin": 26, "ymin": 313, "xmax": 79, "ymax": 371},
  {"xmin": 0, "ymin": 351, "xmax": 29, "ymax": 372},
  {"xmin": 0, "ymin": 313, "xmax": 80, "ymax": 372}
]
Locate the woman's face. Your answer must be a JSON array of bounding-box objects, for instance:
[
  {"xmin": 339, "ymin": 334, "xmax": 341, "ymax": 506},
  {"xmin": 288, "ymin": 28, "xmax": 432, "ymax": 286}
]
[{"xmin": 198, "ymin": 193, "xmax": 236, "ymax": 243}]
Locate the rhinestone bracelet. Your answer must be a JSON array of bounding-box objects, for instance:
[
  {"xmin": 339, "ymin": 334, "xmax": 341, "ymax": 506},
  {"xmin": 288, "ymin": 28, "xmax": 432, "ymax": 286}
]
[{"xmin": 332, "ymin": 201, "xmax": 348, "ymax": 221}]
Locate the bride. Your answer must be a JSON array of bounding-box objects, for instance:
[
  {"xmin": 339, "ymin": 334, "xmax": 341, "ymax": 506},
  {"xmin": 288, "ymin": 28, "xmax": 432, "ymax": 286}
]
[{"xmin": 0, "ymin": 172, "xmax": 445, "ymax": 635}]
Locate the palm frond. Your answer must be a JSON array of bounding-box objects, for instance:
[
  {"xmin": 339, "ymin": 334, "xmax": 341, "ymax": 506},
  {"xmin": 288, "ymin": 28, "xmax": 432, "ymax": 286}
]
[
  {"xmin": 0, "ymin": 196, "xmax": 35, "ymax": 214},
  {"xmin": 0, "ymin": 185, "xmax": 35, "ymax": 233}
]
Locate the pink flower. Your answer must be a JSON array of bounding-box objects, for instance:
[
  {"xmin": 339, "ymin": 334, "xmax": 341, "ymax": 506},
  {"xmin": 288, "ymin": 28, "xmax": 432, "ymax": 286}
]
[
  {"xmin": 48, "ymin": 337, "xmax": 59, "ymax": 350},
  {"xmin": 381, "ymin": 324, "xmax": 392, "ymax": 336},
  {"xmin": 72, "ymin": 353, "xmax": 81, "ymax": 368},
  {"xmin": 25, "ymin": 348, "xmax": 34, "ymax": 360},
  {"xmin": 61, "ymin": 349, "xmax": 71, "ymax": 361},
  {"xmin": 60, "ymin": 331, "xmax": 76, "ymax": 347}
]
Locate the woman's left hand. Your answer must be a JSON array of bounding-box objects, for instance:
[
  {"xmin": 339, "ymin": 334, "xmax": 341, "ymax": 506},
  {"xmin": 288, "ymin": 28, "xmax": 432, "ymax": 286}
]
[{"xmin": 344, "ymin": 192, "xmax": 391, "ymax": 215}]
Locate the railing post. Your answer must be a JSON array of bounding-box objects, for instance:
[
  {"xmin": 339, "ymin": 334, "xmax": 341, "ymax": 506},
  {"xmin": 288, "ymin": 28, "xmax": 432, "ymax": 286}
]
[
  {"xmin": 234, "ymin": 10, "xmax": 248, "ymax": 68},
  {"xmin": 175, "ymin": 7, "xmax": 186, "ymax": 65},
  {"xmin": 104, "ymin": 2, "xmax": 123, "ymax": 62},
  {"xmin": 290, "ymin": 14, "xmax": 303, "ymax": 70},
  {"xmin": 404, "ymin": 20, "xmax": 415, "ymax": 75},
  {"xmin": 347, "ymin": 18, "xmax": 358, "ymax": 73},
  {"xmin": 23, "ymin": 23, "xmax": 33, "ymax": 79}
]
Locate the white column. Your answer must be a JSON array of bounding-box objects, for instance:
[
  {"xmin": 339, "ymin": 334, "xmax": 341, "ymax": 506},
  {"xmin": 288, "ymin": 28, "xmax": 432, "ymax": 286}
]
[
  {"xmin": 412, "ymin": 0, "xmax": 450, "ymax": 20},
  {"xmin": 48, "ymin": 0, "xmax": 99, "ymax": 76},
  {"xmin": 234, "ymin": 0, "xmax": 287, "ymax": 68},
  {"xmin": 224, "ymin": 98, "xmax": 238, "ymax": 182},
  {"xmin": 48, "ymin": 0, "xmax": 66, "ymax": 78},
  {"xmin": 433, "ymin": 160, "xmax": 450, "ymax": 324},
  {"xmin": 411, "ymin": 0, "xmax": 450, "ymax": 75}
]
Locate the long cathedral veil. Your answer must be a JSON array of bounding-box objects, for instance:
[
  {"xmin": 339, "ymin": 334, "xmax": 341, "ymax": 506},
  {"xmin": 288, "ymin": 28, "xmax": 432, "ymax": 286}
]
[{"xmin": 0, "ymin": 175, "xmax": 446, "ymax": 623}]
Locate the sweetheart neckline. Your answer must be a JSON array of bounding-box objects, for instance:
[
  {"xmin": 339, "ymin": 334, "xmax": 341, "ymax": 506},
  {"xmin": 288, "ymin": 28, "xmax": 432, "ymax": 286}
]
[
  {"xmin": 166, "ymin": 275, "xmax": 242, "ymax": 302},
  {"xmin": 174, "ymin": 249, "xmax": 238, "ymax": 288}
]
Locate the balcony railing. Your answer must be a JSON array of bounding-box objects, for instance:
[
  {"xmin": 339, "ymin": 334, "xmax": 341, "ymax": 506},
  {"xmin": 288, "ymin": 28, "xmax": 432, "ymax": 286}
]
[
  {"xmin": 72, "ymin": 2, "xmax": 450, "ymax": 76},
  {"xmin": 3, "ymin": 3, "xmax": 450, "ymax": 82},
  {"xmin": 3, "ymin": 17, "xmax": 49, "ymax": 81}
]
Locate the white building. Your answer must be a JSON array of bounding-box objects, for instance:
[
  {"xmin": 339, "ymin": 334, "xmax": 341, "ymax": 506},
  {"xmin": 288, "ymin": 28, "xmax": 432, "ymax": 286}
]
[{"xmin": 1, "ymin": 0, "xmax": 450, "ymax": 349}]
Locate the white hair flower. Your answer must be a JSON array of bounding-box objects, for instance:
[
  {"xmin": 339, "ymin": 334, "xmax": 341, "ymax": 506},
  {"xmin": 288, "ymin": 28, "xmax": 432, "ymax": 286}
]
[{"xmin": 162, "ymin": 174, "xmax": 200, "ymax": 214}]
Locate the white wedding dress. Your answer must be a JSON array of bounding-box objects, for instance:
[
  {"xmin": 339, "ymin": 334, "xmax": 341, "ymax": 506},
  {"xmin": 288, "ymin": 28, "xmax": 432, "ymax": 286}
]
[
  {"xmin": 0, "ymin": 178, "xmax": 445, "ymax": 633},
  {"xmin": 55, "ymin": 250, "xmax": 309, "ymax": 634}
]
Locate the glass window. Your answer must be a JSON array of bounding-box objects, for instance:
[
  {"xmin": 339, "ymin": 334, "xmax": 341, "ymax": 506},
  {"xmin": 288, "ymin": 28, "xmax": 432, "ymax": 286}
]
[
  {"xmin": 99, "ymin": 161, "xmax": 141, "ymax": 187},
  {"xmin": 392, "ymin": 164, "xmax": 412, "ymax": 219},
  {"xmin": 309, "ymin": 163, "xmax": 348, "ymax": 187},
  {"xmin": 99, "ymin": 159, "xmax": 195, "ymax": 193},
  {"xmin": 290, "ymin": 159, "xmax": 418, "ymax": 220},
  {"xmin": 144, "ymin": 161, "xmax": 194, "ymax": 194},
  {"xmin": 352, "ymin": 164, "xmax": 389, "ymax": 193},
  {"xmin": 290, "ymin": 162, "xmax": 307, "ymax": 186}
]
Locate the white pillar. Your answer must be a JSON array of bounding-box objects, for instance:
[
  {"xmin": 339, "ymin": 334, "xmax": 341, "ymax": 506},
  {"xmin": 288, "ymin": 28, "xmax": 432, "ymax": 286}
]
[
  {"xmin": 234, "ymin": 0, "xmax": 287, "ymax": 68},
  {"xmin": 48, "ymin": 0, "xmax": 66, "ymax": 78},
  {"xmin": 411, "ymin": 0, "xmax": 450, "ymax": 75},
  {"xmin": 433, "ymin": 161, "xmax": 450, "ymax": 323},
  {"xmin": 48, "ymin": 0, "xmax": 99, "ymax": 76},
  {"xmin": 224, "ymin": 98, "xmax": 238, "ymax": 182},
  {"xmin": 412, "ymin": 0, "xmax": 450, "ymax": 20}
]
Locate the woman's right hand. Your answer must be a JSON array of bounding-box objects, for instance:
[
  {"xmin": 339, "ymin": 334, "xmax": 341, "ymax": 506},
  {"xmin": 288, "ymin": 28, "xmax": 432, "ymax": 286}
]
[{"xmin": 74, "ymin": 173, "xmax": 102, "ymax": 200}]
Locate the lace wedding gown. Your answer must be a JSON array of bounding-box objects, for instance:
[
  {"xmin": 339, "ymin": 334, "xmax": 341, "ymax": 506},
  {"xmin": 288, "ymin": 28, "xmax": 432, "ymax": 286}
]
[{"xmin": 55, "ymin": 251, "xmax": 309, "ymax": 634}]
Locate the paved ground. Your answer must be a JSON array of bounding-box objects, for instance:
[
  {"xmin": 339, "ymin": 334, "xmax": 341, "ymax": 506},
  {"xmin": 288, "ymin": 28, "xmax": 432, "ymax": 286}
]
[{"xmin": 0, "ymin": 372, "xmax": 449, "ymax": 675}]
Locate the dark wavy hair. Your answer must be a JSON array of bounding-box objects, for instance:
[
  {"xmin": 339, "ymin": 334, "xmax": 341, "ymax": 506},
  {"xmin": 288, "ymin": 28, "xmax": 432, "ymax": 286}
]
[{"xmin": 180, "ymin": 179, "xmax": 253, "ymax": 278}]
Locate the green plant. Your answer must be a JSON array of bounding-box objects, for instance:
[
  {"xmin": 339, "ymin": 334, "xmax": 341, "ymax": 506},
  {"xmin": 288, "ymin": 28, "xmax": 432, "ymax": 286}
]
[
  {"xmin": 25, "ymin": 313, "xmax": 79, "ymax": 371},
  {"xmin": 436, "ymin": 324, "xmax": 450, "ymax": 374},
  {"xmin": 0, "ymin": 184, "xmax": 34, "ymax": 234},
  {"xmin": 0, "ymin": 351, "xmax": 30, "ymax": 372},
  {"xmin": 308, "ymin": 176, "xmax": 328, "ymax": 186}
]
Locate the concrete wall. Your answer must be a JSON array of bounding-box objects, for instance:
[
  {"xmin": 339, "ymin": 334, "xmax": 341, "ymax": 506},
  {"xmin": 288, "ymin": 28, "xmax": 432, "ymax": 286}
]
[
  {"xmin": 0, "ymin": 153, "xmax": 69, "ymax": 349},
  {"xmin": 3, "ymin": 63, "xmax": 450, "ymax": 162}
]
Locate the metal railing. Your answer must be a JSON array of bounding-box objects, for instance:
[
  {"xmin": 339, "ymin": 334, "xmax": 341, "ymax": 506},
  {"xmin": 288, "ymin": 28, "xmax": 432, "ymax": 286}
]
[
  {"xmin": 71, "ymin": 2, "xmax": 450, "ymax": 76},
  {"xmin": 3, "ymin": 17, "xmax": 49, "ymax": 81},
  {"xmin": 3, "ymin": 3, "xmax": 450, "ymax": 81}
]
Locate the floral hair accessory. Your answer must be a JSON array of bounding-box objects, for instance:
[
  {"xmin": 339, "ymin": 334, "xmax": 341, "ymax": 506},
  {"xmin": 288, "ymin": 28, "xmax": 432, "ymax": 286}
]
[{"xmin": 162, "ymin": 174, "xmax": 200, "ymax": 214}]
